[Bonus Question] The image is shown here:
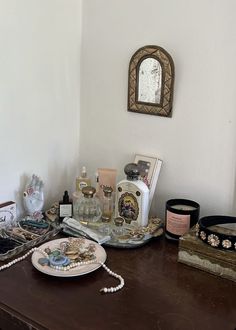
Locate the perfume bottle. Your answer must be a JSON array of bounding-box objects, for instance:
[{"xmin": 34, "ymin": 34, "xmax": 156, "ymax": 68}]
[
  {"xmin": 112, "ymin": 217, "xmax": 125, "ymax": 238},
  {"xmin": 76, "ymin": 166, "xmax": 91, "ymax": 193},
  {"xmin": 77, "ymin": 186, "xmax": 102, "ymax": 225},
  {"xmin": 115, "ymin": 163, "xmax": 149, "ymax": 227},
  {"xmin": 101, "ymin": 186, "xmax": 113, "ymax": 223},
  {"xmin": 59, "ymin": 191, "xmax": 73, "ymax": 222}
]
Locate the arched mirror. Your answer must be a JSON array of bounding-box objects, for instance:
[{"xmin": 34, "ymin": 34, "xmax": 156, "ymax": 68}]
[{"xmin": 128, "ymin": 45, "xmax": 174, "ymax": 117}]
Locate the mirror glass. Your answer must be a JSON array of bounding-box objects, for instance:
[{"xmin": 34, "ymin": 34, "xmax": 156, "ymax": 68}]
[
  {"xmin": 128, "ymin": 45, "xmax": 174, "ymax": 117},
  {"xmin": 138, "ymin": 58, "xmax": 162, "ymax": 104}
]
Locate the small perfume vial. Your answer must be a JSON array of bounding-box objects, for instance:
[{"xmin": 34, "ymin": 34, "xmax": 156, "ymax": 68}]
[
  {"xmin": 101, "ymin": 186, "xmax": 113, "ymax": 223},
  {"xmin": 59, "ymin": 191, "xmax": 73, "ymax": 222},
  {"xmin": 115, "ymin": 163, "xmax": 149, "ymax": 227},
  {"xmin": 112, "ymin": 217, "xmax": 125, "ymax": 238}
]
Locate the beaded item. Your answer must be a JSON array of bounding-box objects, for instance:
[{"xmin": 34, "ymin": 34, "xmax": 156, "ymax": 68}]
[
  {"xmin": 0, "ymin": 237, "xmax": 124, "ymax": 294},
  {"xmin": 196, "ymin": 216, "xmax": 236, "ymax": 250}
]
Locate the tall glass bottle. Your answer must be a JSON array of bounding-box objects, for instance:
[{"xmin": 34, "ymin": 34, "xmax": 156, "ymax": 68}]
[{"xmin": 101, "ymin": 186, "xmax": 113, "ymax": 223}]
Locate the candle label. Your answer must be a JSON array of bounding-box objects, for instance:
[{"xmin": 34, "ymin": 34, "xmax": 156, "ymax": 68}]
[{"xmin": 166, "ymin": 210, "xmax": 190, "ymax": 236}]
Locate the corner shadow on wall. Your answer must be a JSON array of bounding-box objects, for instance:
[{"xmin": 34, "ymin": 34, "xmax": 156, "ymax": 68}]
[{"xmin": 232, "ymin": 166, "xmax": 236, "ymax": 215}]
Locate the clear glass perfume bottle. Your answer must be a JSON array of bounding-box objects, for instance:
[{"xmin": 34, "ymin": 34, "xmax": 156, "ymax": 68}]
[
  {"xmin": 77, "ymin": 186, "xmax": 102, "ymax": 225},
  {"xmin": 101, "ymin": 186, "xmax": 113, "ymax": 223},
  {"xmin": 112, "ymin": 217, "xmax": 125, "ymax": 238}
]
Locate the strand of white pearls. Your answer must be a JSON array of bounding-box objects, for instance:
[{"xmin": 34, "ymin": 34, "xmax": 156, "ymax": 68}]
[
  {"xmin": 0, "ymin": 248, "xmax": 125, "ymax": 294},
  {"xmin": 0, "ymin": 247, "xmax": 47, "ymax": 271},
  {"xmin": 50, "ymin": 258, "xmax": 97, "ymax": 271},
  {"xmin": 99, "ymin": 262, "xmax": 125, "ymax": 294}
]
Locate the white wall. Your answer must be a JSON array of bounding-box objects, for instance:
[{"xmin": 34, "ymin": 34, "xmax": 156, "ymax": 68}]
[
  {"xmin": 1, "ymin": 0, "xmax": 236, "ymax": 221},
  {"xmin": 0, "ymin": 0, "xmax": 82, "ymax": 215},
  {"xmin": 80, "ymin": 0, "xmax": 236, "ymax": 219}
]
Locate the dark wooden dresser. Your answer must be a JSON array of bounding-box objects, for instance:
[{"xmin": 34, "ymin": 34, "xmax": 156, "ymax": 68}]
[{"xmin": 0, "ymin": 237, "xmax": 235, "ymax": 330}]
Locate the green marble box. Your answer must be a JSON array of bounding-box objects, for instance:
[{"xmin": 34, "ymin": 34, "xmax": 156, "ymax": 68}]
[{"xmin": 178, "ymin": 227, "xmax": 236, "ymax": 282}]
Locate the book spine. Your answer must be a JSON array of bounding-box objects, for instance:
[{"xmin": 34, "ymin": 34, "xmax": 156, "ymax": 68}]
[{"xmin": 149, "ymin": 159, "xmax": 162, "ymax": 210}]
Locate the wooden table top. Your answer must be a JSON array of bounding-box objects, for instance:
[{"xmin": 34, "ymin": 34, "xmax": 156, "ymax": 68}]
[{"xmin": 0, "ymin": 236, "xmax": 235, "ymax": 330}]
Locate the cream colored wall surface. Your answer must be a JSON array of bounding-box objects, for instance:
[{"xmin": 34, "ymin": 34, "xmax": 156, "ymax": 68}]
[
  {"xmin": 0, "ymin": 0, "xmax": 82, "ymax": 215},
  {"xmin": 80, "ymin": 0, "xmax": 236, "ymax": 219}
]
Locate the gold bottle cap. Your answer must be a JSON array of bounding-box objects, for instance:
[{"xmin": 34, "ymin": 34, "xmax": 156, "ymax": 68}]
[
  {"xmin": 82, "ymin": 186, "xmax": 96, "ymax": 198},
  {"xmin": 101, "ymin": 215, "xmax": 110, "ymax": 223},
  {"xmin": 114, "ymin": 217, "xmax": 124, "ymax": 227},
  {"xmin": 103, "ymin": 186, "xmax": 113, "ymax": 197}
]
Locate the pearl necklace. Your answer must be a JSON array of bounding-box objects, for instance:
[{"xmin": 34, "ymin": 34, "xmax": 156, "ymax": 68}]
[{"xmin": 0, "ymin": 247, "xmax": 124, "ymax": 294}]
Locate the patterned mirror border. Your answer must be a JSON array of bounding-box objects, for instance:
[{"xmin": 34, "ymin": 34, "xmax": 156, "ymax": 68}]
[{"xmin": 128, "ymin": 45, "xmax": 174, "ymax": 117}]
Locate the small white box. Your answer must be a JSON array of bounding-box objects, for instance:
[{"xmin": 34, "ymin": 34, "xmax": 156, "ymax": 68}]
[{"xmin": 0, "ymin": 201, "xmax": 17, "ymax": 228}]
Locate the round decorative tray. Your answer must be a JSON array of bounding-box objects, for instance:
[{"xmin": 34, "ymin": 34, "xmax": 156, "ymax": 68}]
[
  {"xmin": 32, "ymin": 237, "xmax": 106, "ymax": 277},
  {"xmin": 104, "ymin": 237, "xmax": 153, "ymax": 249},
  {"xmin": 61, "ymin": 217, "xmax": 164, "ymax": 249}
]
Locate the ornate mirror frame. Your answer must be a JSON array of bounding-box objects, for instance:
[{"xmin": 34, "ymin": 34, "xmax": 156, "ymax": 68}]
[{"xmin": 128, "ymin": 45, "xmax": 174, "ymax": 117}]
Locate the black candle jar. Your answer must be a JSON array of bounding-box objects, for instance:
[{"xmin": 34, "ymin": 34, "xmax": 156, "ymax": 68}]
[{"xmin": 165, "ymin": 199, "xmax": 200, "ymax": 240}]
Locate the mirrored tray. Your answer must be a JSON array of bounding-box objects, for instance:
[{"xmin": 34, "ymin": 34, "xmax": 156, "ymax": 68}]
[
  {"xmin": 104, "ymin": 227, "xmax": 163, "ymax": 249},
  {"xmin": 104, "ymin": 237, "xmax": 153, "ymax": 249},
  {"xmin": 62, "ymin": 217, "xmax": 164, "ymax": 249}
]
